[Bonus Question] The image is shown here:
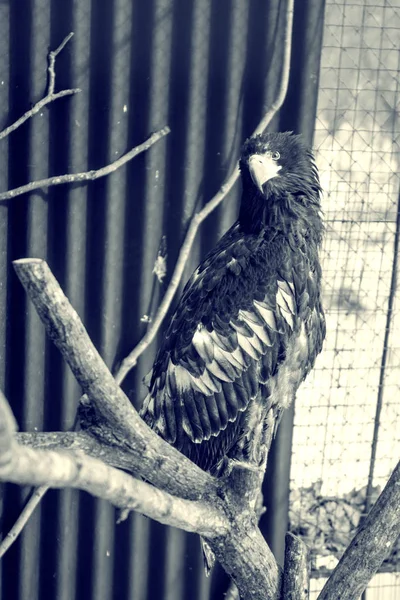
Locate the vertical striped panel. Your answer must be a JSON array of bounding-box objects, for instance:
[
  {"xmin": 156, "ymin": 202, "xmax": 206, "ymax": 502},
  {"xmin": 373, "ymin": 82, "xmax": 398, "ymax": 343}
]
[
  {"xmin": 179, "ymin": 0, "xmax": 212, "ymax": 281},
  {"xmin": 0, "ymin": 0, "xmax": 10, "ymax": 401},
  {"xmin": 127, "ymin": 513, "xmax": 150, "ymax": 600},
  {"xmin": 137, "ymin": 0, "xmax": 174, "ymax": 377},
  {"xmin": 53, "ymin": 2, "xmax": 92, "ymax": 598},
  {"xmin": 19, "ymin": 3, "xmax": 50, "ymax": 600},
  {"xmin": 217, "ymin": 0, "xmax": 249, "ymax": 236},
  {"xmin": 0, "ymin": 1, "xmax": 325, "ymax": 598}
]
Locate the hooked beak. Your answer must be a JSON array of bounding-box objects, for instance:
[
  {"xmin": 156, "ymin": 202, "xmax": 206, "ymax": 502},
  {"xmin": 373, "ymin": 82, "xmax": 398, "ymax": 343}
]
[{"xmin": 248, "ymin": 154, "xmax": 282, "ymax": 192}]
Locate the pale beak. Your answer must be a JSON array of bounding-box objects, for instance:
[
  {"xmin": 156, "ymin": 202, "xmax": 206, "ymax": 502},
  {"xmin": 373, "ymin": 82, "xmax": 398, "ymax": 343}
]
[{"xmin": 248, "ymin": 154, "xmax": 282, "ymax": 192}]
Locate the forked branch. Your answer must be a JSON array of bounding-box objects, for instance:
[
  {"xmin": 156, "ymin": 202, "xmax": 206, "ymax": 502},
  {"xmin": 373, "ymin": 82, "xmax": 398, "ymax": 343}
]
[
  {"xmin": 0, "ymin": 33, "xmax": 80, "ymax": 142},
  {"xmin": 12, "ymin": 258, "xmax": 215, "ymax": 502},
  {"xmin": 0, "ymin": 396, "xmax": 228, "ymax": 538},
  {"xmin": 0, "ymin": 127, "xmax": 170, "ymax": 201}
]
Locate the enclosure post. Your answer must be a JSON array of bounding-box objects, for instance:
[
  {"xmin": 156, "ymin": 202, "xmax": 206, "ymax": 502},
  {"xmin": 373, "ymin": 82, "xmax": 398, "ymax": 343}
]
[{"xmin": 260, "ymin": 404, "xmax": 295, "ymax": 566}]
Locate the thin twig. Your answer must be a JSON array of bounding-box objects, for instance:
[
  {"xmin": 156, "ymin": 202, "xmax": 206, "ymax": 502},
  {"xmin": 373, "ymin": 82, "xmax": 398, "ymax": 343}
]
[
  {"xmin": 0, "ymin": 389, "xmax": 41, "ymax": 559},
  {"xmin": 48, "ymin": 32, "xmax": 74, "ymax": 95},
  {"xmin": 251, "ymin": 0, "xmax": 294, "ymax": 138},
  {"xmin": 114, "ymin": 173, "xmax": 238, "ymax": 385},
  {"xmin": 0, "ymin": 485, "xmax": 48, "ymax": 559},
  {"xmin": 114, "ymin": 0, "xmax": 294, "ymax": 385},
  {"xmin": 0, "ymin": 33, "xmax": 80, "ymax": 141},
  {"xmin": 0, "ymin": 127, "xmax": 170, "ymax": 201}
]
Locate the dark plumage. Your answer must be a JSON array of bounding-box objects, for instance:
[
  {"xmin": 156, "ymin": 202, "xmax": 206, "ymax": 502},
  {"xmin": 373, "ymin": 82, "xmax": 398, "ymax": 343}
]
[{"xmin": 141, "ymin": 131, "xmax": 325, "ymax": 474}]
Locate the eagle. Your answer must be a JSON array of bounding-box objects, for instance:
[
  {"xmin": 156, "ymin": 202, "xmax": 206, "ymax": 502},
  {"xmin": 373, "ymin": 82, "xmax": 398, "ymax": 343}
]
[{"xmin": 141, "ymin": 131, "xmax": 325, "ymax": 477}]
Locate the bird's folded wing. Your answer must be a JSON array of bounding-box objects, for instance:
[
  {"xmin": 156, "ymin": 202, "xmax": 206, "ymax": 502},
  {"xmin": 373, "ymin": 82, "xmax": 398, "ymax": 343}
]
[{"xmin": 141, "ymin": 278, "xmax": 297, "ymax": 449}]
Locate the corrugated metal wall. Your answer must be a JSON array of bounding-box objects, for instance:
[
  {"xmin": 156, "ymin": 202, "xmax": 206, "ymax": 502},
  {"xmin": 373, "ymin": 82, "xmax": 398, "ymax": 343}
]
[{"xmin": 0, "ymin": 1, "xmax": 325, "ymax": 599}]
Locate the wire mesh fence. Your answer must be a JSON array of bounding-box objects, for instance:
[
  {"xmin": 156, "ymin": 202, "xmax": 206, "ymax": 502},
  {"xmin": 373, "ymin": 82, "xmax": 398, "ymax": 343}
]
[
  {"xmin": 310, "ymin": 573, "xmax": 400, "ymax": 600},
  {"xmin": 289, "ymin": 0, "xmax": 400, "ymax": 597}
]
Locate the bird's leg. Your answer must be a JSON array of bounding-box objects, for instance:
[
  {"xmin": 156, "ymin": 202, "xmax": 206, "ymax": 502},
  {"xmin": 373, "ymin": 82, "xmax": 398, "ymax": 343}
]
[
  {"xmin": 229, "ymin": 458, "xmax": 265, "ymax": 473},
  {"xmin": 218, "ymin": 456, "xmax": 265, "ymax": 478},
  {"xmin": 218, "ymin": 456, "xmax": 266, "ymax": 516}
]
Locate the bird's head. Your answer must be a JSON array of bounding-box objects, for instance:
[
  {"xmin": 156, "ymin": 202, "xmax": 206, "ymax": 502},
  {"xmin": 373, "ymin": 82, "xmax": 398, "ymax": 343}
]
[{"xmin": 239, "ymin": 132, "xmax": 323, "ymax": 237}]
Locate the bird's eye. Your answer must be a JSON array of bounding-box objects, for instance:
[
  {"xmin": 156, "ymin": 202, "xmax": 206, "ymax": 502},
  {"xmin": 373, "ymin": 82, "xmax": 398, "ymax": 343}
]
[{"xmin": 272, "ymin": 151, "xmax": 280, "ymax": 161}]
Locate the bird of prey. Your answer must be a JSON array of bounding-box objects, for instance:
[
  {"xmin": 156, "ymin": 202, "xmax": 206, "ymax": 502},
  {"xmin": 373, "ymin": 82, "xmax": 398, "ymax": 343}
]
[{"xmin": 141, "ymin": 131, "xmax": 325, "ymax": 477}]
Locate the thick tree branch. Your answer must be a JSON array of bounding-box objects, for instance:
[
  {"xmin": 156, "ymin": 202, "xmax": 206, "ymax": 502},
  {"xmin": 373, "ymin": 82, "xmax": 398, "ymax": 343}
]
[
  {"xmin": 0, "ymin": 396, "xmax": 228, "ymax": 538},
  {"xmin": 12, "ymin": 259, "xmax": 216, "ymax": 502},
  {"xmin": 0, "ymin": 127, "xmax": 170, "ymax": 201},
  {"xmin": 282, "ymin": 533, "xmax": 310, "ymax": 600},
  {"xmin": 16, "ymin": 431, "xmax": 146, "ymax": 475},
  {"xmin": 3, "ymin": 448, "xmax": 226, "ymax": 537},
  {"xmin": 209, "ymin": 524, "xmax": 281, "ymax": 600},
  {"xmin": 317, "ymin": 461, "xmax": 400, "ymax": 600},
  {"xmin": 0, "ymin": 427, "xmax": 165, "ymax": 559},
  {"xmin": 0, "ymin": 33, "xmax": 80, "ymax": 142},
  {"xmin": 114, "ymin": 0, "xmax": 295, "ymax": 385}
]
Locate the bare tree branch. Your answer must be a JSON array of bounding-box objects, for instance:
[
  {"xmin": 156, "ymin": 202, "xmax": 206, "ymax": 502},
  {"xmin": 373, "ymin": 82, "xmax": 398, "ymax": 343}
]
[
  {"xmin": 209, "ymin": 524, "xmax": 281, "ymax": 600},
  {"xmin": 0, "ymin": 423, "xmax": 161, "ymax": 558},
  {"xmin": 251, "ymin": 0, "xmax": 294, "ymax": 138},
  {"xmin": 12, "ymin": 258, "xmax": 216, "ymax": 502},
  {"xmin": 0, "ymin": 485, "xmax": 48, "ymax": 559},
  {"xmin": 9, "ymin": 260, "xmax": 283, "ymax": 600},
  {"xmin": 114, "ymin": 0, "xmax": 295, "ymax": 385},
  {"xmin": 0, "ymin": 33, "xmax": 80, "ymax": 142},
  {"xmin": 0, "ymin": 396, "xmax": 228, "ymax": 538},
  {"xmin": 16, "ymin": 431, "xmax": 149, "ymax": 475},
  {"xmin": 9, "ymin": 255, "xmax": 395, "ymax": 599},
  {"xmin": 0, "ymin": 427, "xmax": 146, "ymax": 558},
  {"xmin": 47, "ymin": 32, "xmax": 75, "ymax": 95},
  {"xmin": 0, "ymin": 32, "xmax": 170, "ymax": 552},
  {"xmin": 0, "ymin": 8, "xmax": 299, "ymax": 597},
  {"xmin": 0, "ymin": 127, "xmax": 170, "ymax": 201},
  {"xmin": 317, "ymin": 460, "xmax": 400, "ymax": 600},
  {"xmin": 282, "ymin": 533, "xmax": 310, "ymax": 600},
  {"xmin": 0, "ymin": 36, "xmax": 169, "ymax": 553}
]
